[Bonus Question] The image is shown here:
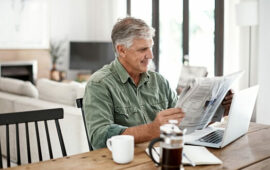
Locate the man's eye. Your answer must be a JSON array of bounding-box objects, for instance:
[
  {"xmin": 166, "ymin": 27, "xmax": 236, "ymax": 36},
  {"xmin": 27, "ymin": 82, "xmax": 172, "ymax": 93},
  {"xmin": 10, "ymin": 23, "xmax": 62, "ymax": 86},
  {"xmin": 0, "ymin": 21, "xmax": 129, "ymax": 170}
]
[{"xmin": 139, "ymin": 48, "xmax": 148, "ymax": 52}]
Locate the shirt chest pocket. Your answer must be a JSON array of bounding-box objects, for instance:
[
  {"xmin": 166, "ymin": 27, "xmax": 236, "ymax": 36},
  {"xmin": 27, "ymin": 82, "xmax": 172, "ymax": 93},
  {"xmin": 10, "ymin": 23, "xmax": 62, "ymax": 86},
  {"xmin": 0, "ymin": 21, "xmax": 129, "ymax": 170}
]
[
  {"xmin": 149, "ymin": 100, "xmax": 169, "ymax": 113},
  {"xmin": 114, "ymin": 107, "xmax": 142, "ymax": 127}
]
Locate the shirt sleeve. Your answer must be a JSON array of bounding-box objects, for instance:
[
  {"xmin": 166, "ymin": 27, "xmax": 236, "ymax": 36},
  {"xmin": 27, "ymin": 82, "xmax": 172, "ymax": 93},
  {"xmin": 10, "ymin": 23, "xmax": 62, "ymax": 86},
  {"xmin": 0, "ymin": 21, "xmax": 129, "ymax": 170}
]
[{"xmin": 83, "ymin": 81, "xmax": 128, "ymax": 150}]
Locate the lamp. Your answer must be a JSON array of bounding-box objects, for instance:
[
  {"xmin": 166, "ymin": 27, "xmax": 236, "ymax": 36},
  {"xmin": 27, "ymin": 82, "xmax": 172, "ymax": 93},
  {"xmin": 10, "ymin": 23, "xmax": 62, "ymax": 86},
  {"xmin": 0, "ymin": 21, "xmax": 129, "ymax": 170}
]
[{"xmin": 235, "ymin": 1, "xmax": 258, "ymax": 87}]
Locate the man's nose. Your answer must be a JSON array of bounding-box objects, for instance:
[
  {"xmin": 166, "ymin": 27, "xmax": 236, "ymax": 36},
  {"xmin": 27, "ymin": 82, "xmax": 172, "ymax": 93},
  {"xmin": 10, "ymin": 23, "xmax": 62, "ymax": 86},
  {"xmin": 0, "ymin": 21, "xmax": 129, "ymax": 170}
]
[{"xmin": 146, "ymin": 49, "xmax": 154, "ymax": 59}]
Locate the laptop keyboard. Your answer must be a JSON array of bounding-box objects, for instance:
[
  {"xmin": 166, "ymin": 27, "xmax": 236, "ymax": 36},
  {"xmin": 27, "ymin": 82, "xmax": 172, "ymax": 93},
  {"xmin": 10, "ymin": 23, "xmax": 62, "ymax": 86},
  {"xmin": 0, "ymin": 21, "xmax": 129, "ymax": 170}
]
[{"xmin": 197, "ymin": 130, "xmax": 224, "ymax": 144}]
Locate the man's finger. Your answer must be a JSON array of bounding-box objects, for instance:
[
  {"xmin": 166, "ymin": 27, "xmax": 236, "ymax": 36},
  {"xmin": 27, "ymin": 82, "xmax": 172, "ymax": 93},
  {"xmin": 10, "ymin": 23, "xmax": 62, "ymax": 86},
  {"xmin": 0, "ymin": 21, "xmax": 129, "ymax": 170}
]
[
  {"xmin": 159, "ymin": 108, "xmax": 183, "ymax": 116},
  {"xmin": 225, "ymin": 94, "xmax": 233, "ymax": 100},
  {"xmin": 222, "ymin": 100, "xmax": 232, "ymax": 105},
  {"xmin": 228, "ymin": 89, "xmax": 234, "ymax": 94},
  {"xmin": 223, "ymin": 104, "xmax": 231, "ymax": 108},
  {"xmin": 165, "ymin": 113, "xmax": 185, "ymax": 120}
]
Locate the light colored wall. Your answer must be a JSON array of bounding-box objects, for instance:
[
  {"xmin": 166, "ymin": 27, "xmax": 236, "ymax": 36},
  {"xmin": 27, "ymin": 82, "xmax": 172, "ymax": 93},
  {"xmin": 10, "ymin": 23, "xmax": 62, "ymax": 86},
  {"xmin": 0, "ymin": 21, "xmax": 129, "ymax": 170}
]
[
  {"xmin": 224, "ymin": 0, "xmax": 241, "ymax": 90},
  {"xmin": 48, "ymin": 0, "xmax": 126, "ymax": 80},
  {"xmin": 256, "ymin": 0, "xmax": 270, "ymax": 125},
  {"xmin": 224, "ymin": 0, "xmax": 259, "ymax": 90},
  {"xmin": 0, "ymin": 0, "xmax": 126, "ymax": 80},
  {"xmin": 224, "ymin": 0, "xmax": 261, "ymax": 122}
]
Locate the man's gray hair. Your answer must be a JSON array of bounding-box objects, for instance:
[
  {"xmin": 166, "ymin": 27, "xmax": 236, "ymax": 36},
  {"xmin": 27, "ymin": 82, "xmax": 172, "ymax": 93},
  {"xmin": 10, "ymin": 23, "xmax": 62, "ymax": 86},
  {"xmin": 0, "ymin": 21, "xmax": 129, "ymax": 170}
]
[{"xmin": 111, "ymin": 17, "xmax": 155, "ymax": 56}]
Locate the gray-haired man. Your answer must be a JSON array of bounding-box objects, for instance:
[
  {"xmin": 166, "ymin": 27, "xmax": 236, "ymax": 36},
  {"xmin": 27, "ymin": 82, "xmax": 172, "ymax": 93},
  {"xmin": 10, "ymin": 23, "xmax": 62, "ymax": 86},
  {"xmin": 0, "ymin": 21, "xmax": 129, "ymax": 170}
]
[{"xmin": 83, "ymin": 17, "xmax": 184, "ymax": 149}]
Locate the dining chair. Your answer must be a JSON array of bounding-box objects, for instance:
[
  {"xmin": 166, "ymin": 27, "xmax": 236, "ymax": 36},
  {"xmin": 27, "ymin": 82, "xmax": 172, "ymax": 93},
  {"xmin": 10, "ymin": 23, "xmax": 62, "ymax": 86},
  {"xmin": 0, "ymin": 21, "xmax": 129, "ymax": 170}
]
[
  {"xmin": 0, "ymin": 108, "xmax": 67, "ymax": 169},
  {"xmin": 76, "ymin": 98, "xmax": 93, "ymax": 151}
]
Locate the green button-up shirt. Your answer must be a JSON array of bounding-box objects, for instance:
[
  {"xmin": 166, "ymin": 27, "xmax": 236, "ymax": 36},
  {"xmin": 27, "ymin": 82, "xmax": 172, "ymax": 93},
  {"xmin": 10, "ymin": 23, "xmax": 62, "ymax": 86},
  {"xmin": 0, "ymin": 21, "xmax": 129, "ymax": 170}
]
[{"xmin": 83, "ymin": 58, "xmax": 177, "ymax": 149}]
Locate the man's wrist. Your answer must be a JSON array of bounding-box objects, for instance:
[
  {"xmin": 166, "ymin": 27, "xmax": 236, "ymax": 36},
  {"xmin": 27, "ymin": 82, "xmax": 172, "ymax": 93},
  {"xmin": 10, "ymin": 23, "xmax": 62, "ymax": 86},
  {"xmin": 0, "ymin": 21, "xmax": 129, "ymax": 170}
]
[{"xmin": 147, "ymin": 121, "xmax": 160, "ymax": 138}]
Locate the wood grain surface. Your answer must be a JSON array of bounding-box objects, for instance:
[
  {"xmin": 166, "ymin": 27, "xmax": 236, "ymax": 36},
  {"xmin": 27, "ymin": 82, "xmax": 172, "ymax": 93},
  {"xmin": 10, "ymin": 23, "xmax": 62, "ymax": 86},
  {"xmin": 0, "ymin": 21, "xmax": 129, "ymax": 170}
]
[{"xmin": 5, "ymin": 123, "xmax": 270, "ymax": 170}]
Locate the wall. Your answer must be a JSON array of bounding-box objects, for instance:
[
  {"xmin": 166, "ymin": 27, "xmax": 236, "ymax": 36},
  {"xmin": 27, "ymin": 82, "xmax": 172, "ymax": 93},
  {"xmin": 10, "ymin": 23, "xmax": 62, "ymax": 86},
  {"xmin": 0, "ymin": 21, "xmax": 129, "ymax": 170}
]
[
  {"xmin": 0, "ymin": 0, "xmax": 51, "ymax": 79},
  {"xmin": 224, "ymin": 0, "xmax": 259, "ymax": 89},
  {"xmin": 224, "ymin": 0, "xmax": 260, "ymax": 121},
  {"xmin": 256, "ymin": 0, "xmax": 270, "ymax": 125},
  {"xmin": 0, "ymin": 0, "xmax": 49, "ymax": 49},
  {"xmin": 0, "ymin": 1, "xmax": 126, "ymax": 80},
  {"xmin": 0, "ymin": 49, "xmax": 51, "ymax": 78},
  {"xmin": 48, "ymin": 0, "xmax": 126, "ymax": 80},
  {"xmin": 224, "ymin": 0, "xmax": 241, "ymax": 89}
]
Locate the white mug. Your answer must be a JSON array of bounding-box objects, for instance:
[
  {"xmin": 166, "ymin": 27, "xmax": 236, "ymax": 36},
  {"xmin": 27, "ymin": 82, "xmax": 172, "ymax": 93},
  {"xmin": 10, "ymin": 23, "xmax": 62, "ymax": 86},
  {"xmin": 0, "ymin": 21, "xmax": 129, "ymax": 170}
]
[{"xmin": 106, "ymin": 135, "xmax": 134, "ymax": 164}]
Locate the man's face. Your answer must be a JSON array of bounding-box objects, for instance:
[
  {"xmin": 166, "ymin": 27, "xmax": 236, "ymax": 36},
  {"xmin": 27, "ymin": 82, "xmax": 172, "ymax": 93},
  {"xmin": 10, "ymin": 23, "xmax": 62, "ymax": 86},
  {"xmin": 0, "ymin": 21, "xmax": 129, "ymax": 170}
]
[{"xmin": 119, "ymin": 38, "xmax": 154, "ymax": 74}]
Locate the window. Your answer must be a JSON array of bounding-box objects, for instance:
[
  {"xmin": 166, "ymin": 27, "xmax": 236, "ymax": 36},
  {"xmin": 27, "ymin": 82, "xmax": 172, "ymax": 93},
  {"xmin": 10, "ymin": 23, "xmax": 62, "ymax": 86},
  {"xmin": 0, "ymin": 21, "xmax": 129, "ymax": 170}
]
[
  {"xmin": 130, "ymin": 0, "xmax": 152, "ymax": 26},
  {"xmin": 159, "ymin": 0, "xmax": 183, "ymax": 89},
  {"xmin": 128, "ymin": 0, "xmax": 224, "ymax": 87},
  {"xmin": 189, "ymin": 0, "xmax": 215, "ymax": 76}
]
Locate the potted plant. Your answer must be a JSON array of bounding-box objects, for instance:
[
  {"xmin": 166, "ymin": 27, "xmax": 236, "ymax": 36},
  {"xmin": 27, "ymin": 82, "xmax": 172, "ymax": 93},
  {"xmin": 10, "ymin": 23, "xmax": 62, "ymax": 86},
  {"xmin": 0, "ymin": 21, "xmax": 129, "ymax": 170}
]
[{"xmin": 49, "ymin": 39, "xmax": 66, "ymax": 81}]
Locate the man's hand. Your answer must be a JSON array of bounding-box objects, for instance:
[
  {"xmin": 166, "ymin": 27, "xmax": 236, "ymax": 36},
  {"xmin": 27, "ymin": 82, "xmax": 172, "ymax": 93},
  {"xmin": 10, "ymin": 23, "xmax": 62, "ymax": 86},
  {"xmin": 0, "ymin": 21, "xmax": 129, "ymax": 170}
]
[
  {"xmin": 122, "ymin": 108, "xmax": 185, "ymax": 144},
  {"xmin": 176, "ymin": 86, "xmax": 183, "ymax": 95},
  {"xmin": 152, "ymin": 108, "xmax": 185, "ymax": 127},
  {"xmin": 222, "ymin": 89, "xmax": 234, "ymax": 116}
]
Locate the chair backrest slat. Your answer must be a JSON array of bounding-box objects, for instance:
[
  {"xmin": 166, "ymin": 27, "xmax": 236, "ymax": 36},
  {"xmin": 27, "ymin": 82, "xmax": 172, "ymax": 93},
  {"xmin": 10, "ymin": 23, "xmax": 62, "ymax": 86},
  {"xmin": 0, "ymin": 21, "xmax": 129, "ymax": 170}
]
[
  {"xmin": 35, "ymin": 121, "xmax": 43, "ymax": 161},
  {"xmin": 6, "ymin": 125, "xmax": 10, "ymax": 167},
  {"xmin": 0, "ymin": 140, "xmax": 3, "ymax": 169},
  {"xmin": 55, "ymin": 120, "xmax": 67, "ymax": 157},
  {"xmin": 44, "ymin": 120, "xmax": 53, "ymax": 159},
  {"xmin": 0, "ymin": 109, "xmax": 63, "ymax": 125},
  {"xmin": 76, "ymin": 98, "xmax": 83, "ymax": 108},
  {"xmin": 16, "ymin": 123, "xmax": 21, "ymax": 165},
  {"xmin": 76, "ymin": 98, "xmax": 93, "ymax": 151},
  {"xmin": 25, "ymin": 122, "xmax": 32, "ymax": 164}
]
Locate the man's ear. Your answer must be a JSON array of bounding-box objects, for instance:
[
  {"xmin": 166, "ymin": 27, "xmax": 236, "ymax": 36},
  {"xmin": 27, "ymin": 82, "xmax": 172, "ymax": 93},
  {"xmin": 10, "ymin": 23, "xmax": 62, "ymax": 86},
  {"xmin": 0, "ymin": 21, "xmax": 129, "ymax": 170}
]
[{"xmin": 117, "ymin": 45, "xmax": 126, "ymax": 58}]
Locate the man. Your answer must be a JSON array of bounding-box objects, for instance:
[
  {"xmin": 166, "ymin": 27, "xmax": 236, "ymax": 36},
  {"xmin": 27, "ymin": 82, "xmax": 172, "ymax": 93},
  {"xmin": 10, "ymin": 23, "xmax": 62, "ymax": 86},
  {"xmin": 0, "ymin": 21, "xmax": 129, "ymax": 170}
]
[{"xmin": 83, "ymin": 17, "xmax": 233, "ymax": 150}]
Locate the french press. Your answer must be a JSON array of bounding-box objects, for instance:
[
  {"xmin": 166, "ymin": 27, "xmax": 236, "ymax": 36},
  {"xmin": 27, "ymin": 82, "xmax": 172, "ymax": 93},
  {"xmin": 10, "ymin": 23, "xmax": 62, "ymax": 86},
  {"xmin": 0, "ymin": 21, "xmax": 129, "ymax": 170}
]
[{"xmin": 148, "ymin": 120, "xmax": 184, "ymax": 170}]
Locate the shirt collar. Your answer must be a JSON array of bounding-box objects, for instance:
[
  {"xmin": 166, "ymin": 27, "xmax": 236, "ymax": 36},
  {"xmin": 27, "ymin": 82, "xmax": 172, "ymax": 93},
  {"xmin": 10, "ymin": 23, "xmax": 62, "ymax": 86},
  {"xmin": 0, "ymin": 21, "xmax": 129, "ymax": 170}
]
[
  {"xmin": 139, "ymin": 71, "xmax": 150, "ymax": 86},
  {"xmin": 113, "ymin": 58, "xmax": 150, "ymax": 84},
  {"xmin": 113, "ymin": 58, "xmax": 130, "ymax": 84}
]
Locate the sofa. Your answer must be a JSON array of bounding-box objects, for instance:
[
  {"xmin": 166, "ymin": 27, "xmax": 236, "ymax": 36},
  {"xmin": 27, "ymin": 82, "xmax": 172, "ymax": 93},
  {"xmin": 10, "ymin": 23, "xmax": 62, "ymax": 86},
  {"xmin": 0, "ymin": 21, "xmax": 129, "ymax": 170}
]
[{"xmin": 0, "ymin": 77, "xmax": 89, "ymax": 166}]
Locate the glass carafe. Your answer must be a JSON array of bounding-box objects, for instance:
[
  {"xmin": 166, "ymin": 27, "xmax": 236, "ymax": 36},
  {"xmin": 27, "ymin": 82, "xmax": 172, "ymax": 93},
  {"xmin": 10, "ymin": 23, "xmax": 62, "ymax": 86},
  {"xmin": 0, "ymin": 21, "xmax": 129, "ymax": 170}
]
[{"xmin": 148, "ymin": 120, "xmax": 184, "ymax": 170}]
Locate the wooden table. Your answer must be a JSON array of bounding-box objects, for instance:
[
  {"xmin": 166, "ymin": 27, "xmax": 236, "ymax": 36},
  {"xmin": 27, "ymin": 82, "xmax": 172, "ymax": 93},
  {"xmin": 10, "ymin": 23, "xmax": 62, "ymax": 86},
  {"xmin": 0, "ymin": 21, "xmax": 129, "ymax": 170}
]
[{"xmin": 6, "ymin": 123, "xmax": 270, "ymax": 170}]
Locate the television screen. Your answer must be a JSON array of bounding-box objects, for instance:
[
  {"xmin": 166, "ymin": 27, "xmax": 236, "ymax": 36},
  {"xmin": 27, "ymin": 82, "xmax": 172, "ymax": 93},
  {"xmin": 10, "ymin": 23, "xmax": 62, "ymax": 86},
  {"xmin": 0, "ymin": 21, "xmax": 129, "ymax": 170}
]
[{"xmin": 69, "ymin": 42, "xmax": 115, "ymax": 71}]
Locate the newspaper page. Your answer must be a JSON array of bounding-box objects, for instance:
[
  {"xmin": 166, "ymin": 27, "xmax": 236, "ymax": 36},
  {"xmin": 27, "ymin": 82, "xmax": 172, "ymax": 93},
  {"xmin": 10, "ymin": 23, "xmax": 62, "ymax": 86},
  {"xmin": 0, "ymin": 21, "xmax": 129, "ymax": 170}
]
[
  {"xmin": 177, "ymin": 65, "xmax": 208, "ymax": 89},
  {"xmin": 176, "ymin": 71, "xmax": 244, "ymax": 133}
]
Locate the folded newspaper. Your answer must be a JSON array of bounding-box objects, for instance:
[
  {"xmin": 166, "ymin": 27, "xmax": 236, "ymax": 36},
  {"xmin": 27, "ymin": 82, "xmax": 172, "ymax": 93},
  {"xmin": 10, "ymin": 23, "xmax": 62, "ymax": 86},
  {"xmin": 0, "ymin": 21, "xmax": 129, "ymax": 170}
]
[{"xmin": 176, "ymin": 71, "xmax": 244, "ymax": 134}]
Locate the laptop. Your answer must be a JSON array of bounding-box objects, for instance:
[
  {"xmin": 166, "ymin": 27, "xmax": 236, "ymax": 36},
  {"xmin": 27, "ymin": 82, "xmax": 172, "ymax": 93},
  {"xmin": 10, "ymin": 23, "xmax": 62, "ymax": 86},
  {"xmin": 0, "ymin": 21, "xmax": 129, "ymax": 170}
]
[{"xmin": 185, "ymin": 85, "xmax": 259, "ymax": 148}]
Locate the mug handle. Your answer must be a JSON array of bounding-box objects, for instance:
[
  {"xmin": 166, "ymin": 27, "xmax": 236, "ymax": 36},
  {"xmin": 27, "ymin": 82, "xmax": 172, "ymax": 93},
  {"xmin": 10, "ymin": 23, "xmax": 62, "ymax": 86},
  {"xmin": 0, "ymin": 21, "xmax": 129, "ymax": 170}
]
[
  {"xmin": 148, "ymin": 137, "xmax": 163, "ymax": 166},
  {"xmin": 106, "ymin": 138, "xmax": 113, "ymax": 151}
]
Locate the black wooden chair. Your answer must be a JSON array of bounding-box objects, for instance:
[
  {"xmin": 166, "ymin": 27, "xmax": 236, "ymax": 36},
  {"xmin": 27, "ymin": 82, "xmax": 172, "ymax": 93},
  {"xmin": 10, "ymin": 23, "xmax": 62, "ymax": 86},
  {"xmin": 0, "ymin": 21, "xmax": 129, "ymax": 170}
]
[
  {"xmin": 76, "ymin": 98, "xmax": 93, "ymax": 151},
  {"xmin": 0, "ymin": 108, "xmax": 67, "ymax": 169}
]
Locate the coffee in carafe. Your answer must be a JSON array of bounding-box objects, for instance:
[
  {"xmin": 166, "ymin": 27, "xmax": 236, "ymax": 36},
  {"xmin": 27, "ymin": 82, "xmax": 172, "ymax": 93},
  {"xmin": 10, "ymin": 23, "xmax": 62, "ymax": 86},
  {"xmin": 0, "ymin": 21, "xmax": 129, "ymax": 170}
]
[
  {"xmin": 148, "ymin": 120, "xmax": 184, "ymax": 170},
  {"xmin": 161, "ymin": 147, "xmax": 183, "ymax": 170}
]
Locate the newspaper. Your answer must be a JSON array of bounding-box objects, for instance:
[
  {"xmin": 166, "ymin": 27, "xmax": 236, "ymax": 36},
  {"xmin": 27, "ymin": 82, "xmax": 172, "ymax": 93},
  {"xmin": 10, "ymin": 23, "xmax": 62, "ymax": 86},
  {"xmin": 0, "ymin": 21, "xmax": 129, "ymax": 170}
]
[
  {"xmin": 177, "ymin": 65, "xmax": 208, "ymax": 89},
  {"xmin": 176, "ymin": 71, "xmax": 244, "ymax": 134}
]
